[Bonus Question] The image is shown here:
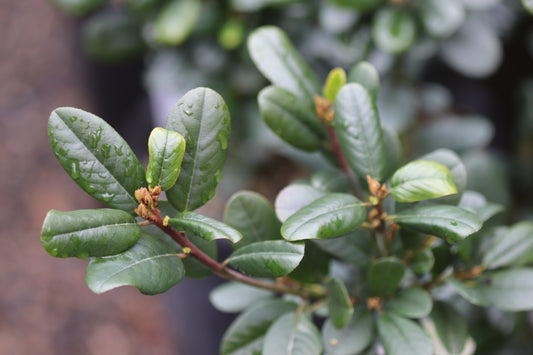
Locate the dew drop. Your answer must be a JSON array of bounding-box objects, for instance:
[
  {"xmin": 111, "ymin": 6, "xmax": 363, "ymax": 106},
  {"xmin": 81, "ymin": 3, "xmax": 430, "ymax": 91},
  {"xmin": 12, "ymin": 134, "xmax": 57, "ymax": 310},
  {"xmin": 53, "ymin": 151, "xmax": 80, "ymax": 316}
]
[
  {"xmin": 450, "ymin": 221, "xmax": 458, "ymax": 226},
  {"xmin": 68, "ymin": 159, "xmax": 80, "ymax": 180},
  {"xmin": 114, "ymin": 145, "xmax": 124, "ymax": 156},
  {"xmin": 214, "ymin": 103, "xmax": 220, "ymax": 109},
  {"xmin": 100, "ymin": 144, "xmax": 111, "ymax": 158},
  {"xmin": 90, "ymin": 127, "xmax": 103, "ymax": 148},
  {"xmin": 101, "ymin": 192, "xmax": 115, "ymax": 202},
  {"xmin": 183, "ymin": 110, "xmax": 193, "ymax": 117},
  {"xmin": 69, "ymin": 116, "xmax": 78, "ymax": 122}
]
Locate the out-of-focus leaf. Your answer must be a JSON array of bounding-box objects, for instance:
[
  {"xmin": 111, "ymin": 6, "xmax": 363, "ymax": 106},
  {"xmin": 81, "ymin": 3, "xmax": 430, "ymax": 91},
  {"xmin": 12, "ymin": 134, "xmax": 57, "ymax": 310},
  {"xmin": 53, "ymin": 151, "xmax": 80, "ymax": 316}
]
[
  {"xmin": 210, "ymin": 282, "xmax": 273, "ymax": 313},
  {"xmin": 378, "ymin": 313, "xmax": 433, "ymax": 355},
  {"xmin": 348, "ymin": 61, "xmax": 380, "ymax": 101},
  {"xmin": 50, "ymin": 0, "xmax": 108, "ymax": 16},
  {"xmin": 322, "ymin": 307, "xmax": 374, "ymax": 355},
  {"xmin": 418, "ymin": 0, "xmax": 465, "ymax": 38},
  {"xmin": 313, "ymin": 229, "xmax": 372, "ymax": 267},
  {"xmin": 372, "ymin": 7, "xmax": 416, "ymax": 54},
  {"xmin": 275, "ymin": 184, "xmax": 327, "ymax": 223},
  {"xmin": 327, "ymin": 0, "xmax": 382, "ymax": 11},
  {"xmin": 428, "ymin": 301, "xmax": 469, "ymax": 355},
  {"xmin": 146, "ymin": 127, "xmax": 186, "ymax": 190},
  {"xmin": 387, "ymin": 287, "xmax": 433, "ymax": 318},
  {"xmin": 289, "ymin": 241, "xmax": 329, "ymax": 284},
  {"xmin": 410, "ymin": 249, "xmax": 435, "ymax": 275},
  {"xmin": 153, "ymin": 0, "xmax": 201, "ymax": 46},
  {"xmin": 382, "ymin": 125, "xmax": 402, "ymax": 181},
  {"xmin": 524, "ymin": 0, "xmax": 533, "ymax": 15},
  {"xmin": 310, "ymin": 170, "xmax": 351, "ymax": 193},
  {"xmin": 482, "ymin": 222, "xmax": 533, "ymax": 269},
  {"xmin": 327, "ymin": 278, "xmax": 354, "ymax": 329},
  {"xmin": 368, "ymin": 258, "xmax": 406, "ymax": 297}
]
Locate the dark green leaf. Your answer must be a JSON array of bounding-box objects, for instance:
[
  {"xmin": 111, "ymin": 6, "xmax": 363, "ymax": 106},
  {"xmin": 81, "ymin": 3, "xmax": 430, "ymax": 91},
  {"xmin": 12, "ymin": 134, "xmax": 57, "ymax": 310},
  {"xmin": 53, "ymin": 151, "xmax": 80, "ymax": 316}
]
[
  {"xmin": 322, "ymin": 307, "xmax": 374, "ymax": 355},
  {"xmin": 41, "ymin": 209, "xmax": 140, "ymax": 259},
  {"xmin": 372, "ymin": 7, "xmax": 416, "ymax": 54},
  {"xmin": 146, "ymin": 127, "xmax": 186, "ymax": 190},
  {"xmin": 378, "ymin": 313, "xmax": 433, "ymax": 355},
  {"xmin": 323, "ymin": 68, "xmax": 347, "ymax": 102},
  {"xmin": 289, "ymin": 241, "xmax": 330, "ymax": 283},
  {"xmin": 410, "ymin": 249, "xmax": 434, "ymax": 275},
  {"xmin": 333, "ymin": 83, "xmax": 387, "ymax": 181},
  {"xmin": 348, "ymin": 61, "xmax": 380, "ymax": 100},
  {"xmin": 262, "ymin": 312, "xmax": 323, "ymax": 355},
  {"xmin": 221, "ymin": 299, "xmax": 298, "ymax": 355},
  {"xmin": 153, "ymin": 0, "xmax": 201, "ymax": 46},
  {"xmin": 227, "ymin": 240, "xmax": 304, "ymax": 278},
  {"xmin": 429, "ymin": 302, "xmax": 468, "ymax": 355},
  {"xmin": 327, "ymin": 0, "xmax": 382, "ymax": 11},
  {"xmin": 85, "ymin": 234, "xmax": 184, "ymax": 295},
  {"xmin": 327, "ymin": 278, "xmax": 354, "ymax": 329},
  {"xmin": 224, "ymin": 190, "xmax": 282, "ymax": 248},
  {"xmin": 310, "ymin": 170, "xmax": 351, "ymax": 193},
  {"xmin": 312, "ymin": 230, "xmax": 372, "ymax": 267},
  {"xmin": 165, "ymin": 87, "xmax": 231, "ymax": 211},
  {"xmin": 275, "ymin": 184, "xmax": 327, "ymax": 222},
  {"xmin": 50, "ymin": 0, "xmax": 108, "ymax": 15},
  {"xmin": 210, "ymin": 282, "xmax": 274, "ymax": 313},
  {"xmin": 393, "ymin": 205, "xmax": 482, "ymax": 243},
  {"xmin": 482, "ymin": 222, "xmax": 533, "ymax": 269},
  {"xmin": 382, "ymin": 125, "xmax": 402, "ymax": 181},
  {"xmin": 248, "ymin": 26, "xmax": 321, "ymax": 107},
  {"xmin": 391, "ymin": 160, "xmax": 457, "ymax": 202},
  {"xmin": 170, "ymin": 212, "xmax": 242, "ymax": 243},
  {"xmin": 48, "ymin": 107, "xmax": 146, "ymax": 214},
  {"xmin": 281, "ymin": 193, "xmax": 366, "ymax": 241},
  {"xmin": 258, "ymin": 86, "xmax": 324, "ymax": 151},
  {"xmin": 387, "ymin": 287, "xmax": 433, "ymax": 318},
  {"xmin": 418, "ymin": 0, "xmax": 465, "ymax": 38},
  {"xmin": 368, "ymin": 258, "xmax": 406, "ymax": 297}
]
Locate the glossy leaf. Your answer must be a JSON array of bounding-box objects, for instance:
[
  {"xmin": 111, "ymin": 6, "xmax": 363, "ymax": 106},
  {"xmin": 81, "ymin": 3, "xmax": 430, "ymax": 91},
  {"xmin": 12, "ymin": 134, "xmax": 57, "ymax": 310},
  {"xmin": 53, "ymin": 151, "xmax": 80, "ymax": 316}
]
[
  {"xmin": 165, "ymin": 87, "xmax": 231, "ymax": 211},
  {"xmin": 322, "ymin": 307, "xmax": 374, "ymax": 355},
  {"xmin": 393, "ymin": 205, "xmax": 482, "ymax": 243},
  {"xmin": 368, "ymin": 258, "xmax": 406, "ymax": 297},
  {"xmin": 348, "ymin": 61, "xmax": 380, "ymax": 100},
  {"xmin": 372, "ymin": 7, "xmax": 416, "ymax": 54},
  {"xmin": 248, "ymin": 26, "xmax": 321, "ymax": 107},
  {"xmin": 41, "ymin": 209, "xmax": 140, "ymax": 259},
  {"xmin": 262, "ymin": 312, "xmax": 323, "ymax": 355},
  {"xmin": 221, "ymin": 299, "xmax": 297, "ymax": 355},
  {"xmin": 313, "ymin": 229, "xmax": 372, "ymax": 267},
  {"xmin": 387, "ymin": 287, "xmax": 433, "ymax": 319},
  {"xmin": 210, "ymin": 282, "xmax": 274, "ymax": 314},
  {"xmin": 50, "ymin": 0, "xmax": 108, "ymax": 15},
  {"xmin": 418, "ymin": 0, "xmax": 465, "ymax": 38},
  {"xmin": 48, "ymin": 107, "xmax": 146, "ymax": 214},
  {"xmin": 429, "ymin": 302, "xmax": 468, "ymax": 355},
  {"xmin": 482, "ymin": 222, "xmax": 533, "ymax": 269},
  {"xmin": 333, "ymin": 83, "xmax": 387, "ymax": 181},
  {"xmin": 170, "ymin": 212, "xmax": 242, "ymax": 243},
  {"xmin": 227, "ymin": 240, "xmax": 304, "ymax": 278},
  {"xmin": 146, "ymin": 127, "xmax": 186, "ymax": 190},
  {"xmin": 378, "ymin": 313, "xmax": 433, "ymax": 355},
  {"xmin": 85, "ymin": 234, "xmax": 184, "ymax": 295},
  {"xmin": 153, "ymin": 0, "xmax": 201, "ymax": 46},
  {"xmin": 323, "ymin": 68, "xmax": 347, "ymax": 102},
  {"xmin": 258, "ymin": 86, "xmax": 324, "ymax": 151},
  {"xmin": 391, "ymin": 160, "xmax": 457, "ymax": 202},
  {"xmin": 327, "ymin": 278, "xmax": 354, "ymax": 329},
  {"xmin": 281, "ymin": 193, "xmax": 366, "ymax": 241},
  {"xmin": 224, "ymin": 190, "xmax": 282, "ymax": 248},
  {"xmin": 310, "ymin": 170, "xmax": 351, "ymax": 193},
  {"xmin": 275, "ymin": 184, "xmax": 327, "ymax": 222}
]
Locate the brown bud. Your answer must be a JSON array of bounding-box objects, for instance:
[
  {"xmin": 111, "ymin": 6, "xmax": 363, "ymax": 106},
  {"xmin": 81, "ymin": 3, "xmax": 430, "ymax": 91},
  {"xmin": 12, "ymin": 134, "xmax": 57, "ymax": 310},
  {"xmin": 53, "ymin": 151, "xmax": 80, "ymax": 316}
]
[
  {"xmin": 366, "ymin": 175, "xmax": 381, "ymax": 196},
  {"xmin": 135, "ymin": 188, "xmax": 148, "ymax": 203},
  {"xmin": 151, "ymin": 185, "xmax": 162, "ymax": 198},
  {"xmin": 135, "ymin": 203, "xmax": 149, "ymax": 219}
]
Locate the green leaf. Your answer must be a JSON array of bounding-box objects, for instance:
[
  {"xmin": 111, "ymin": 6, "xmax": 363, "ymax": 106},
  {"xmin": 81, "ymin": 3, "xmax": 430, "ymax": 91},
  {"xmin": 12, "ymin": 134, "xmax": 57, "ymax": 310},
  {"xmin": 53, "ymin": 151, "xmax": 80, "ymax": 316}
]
[
  {"xmin": 210, "ymin": 282, "xmax": 274, "ymax": 313},
  {"xmin": 281, "ymin": 193, "xmax": 366, "ymax": 241},
  {"xmin": 382, "ymin": 125, "xmax": 402, "ymax": 181},
  {"xmin": 410, "ymin": 249, "xmax": 435, "ymax": 275},
  {"xmin": 226, "ymin": 241, "xmax": 304, "ymax": 278},
  {"xmin": 393, "ymin": 205, "xmax": 482, "ymax": 243},
  {"xmin": 327, "ymin": 0, "xmax": 381, "ymax": 11},
  {"xmin": 323, "ymin": 68, "xmax": 347, "ymax": 102},
  {"xmin": 524, "ymin": 0, "xmax": 533, "ymax": 15},
  {"xmin": 170, "ymin": 212, "xmax": 242, "ymax": 243},
  {"xmin": 289, "ymin": 241, "xmax": 330, "ymax": 283},
  {"xmin": 322, "ymin": 307, "xmax": 374, "ymax": 355},
  {"xmin": 258, "ymin": 86, "xmax": 324, "ymax": 151},
  {"xmin": 262, "ymin": 312, "xmax": 323, "ymax": 355},
  {"xmin": 333, "ymin": 83, "xmax": 387, "ymax": 181},
  {"xmin": 85, "ymin": 234, "xmax": 184, "ymax": 295},
  {"xmin": 418, "ymin": 0, "xmax": 465, "ymax": 38},
  {"xmin": 327, "ymin": 278, "xmax": 354, "ymax": 329},
  {"xmin": 310, "ymin": 170, "xmax": 351, "ymax": 193},
  {"xmin": 387, "ymin": 287, "xmax": 433, "ymax": 319},
  {"xmin": 378, "ymin": 313, "xmax": 433, "ymax": 355},
  {"xmin": 368, "ymin": 258, "xmax": 406, "ymax": 297},
  {"xmin": 224, "ymin": 190, "xmax": 282, "ymax": 248},
  {"xmin": 41, "ymin": 209, "xmax": 141, "ymax": 259},
  {"xmin": 125, "ymin": 0, "xmax": 164, "ymax": 14},
  {"xmin": 372, "ymin": 7, "xmax": 416, "ymax": 54},
  {"xmin": 165, "ymin": 87, "xmax": 231, "ymax": 211},
  {"xmin": 50, "ymin": 0, "xmax": 108, "ymax": 15},
  {"xmin": 221, "ymin": 299, "xmax": 298, "ymax": 355},
  {"xmin": 153, "ymin": 0, "xmax": 201, "ymax": 46},
  {"xmin": 391, "ymin": 160, "xmax": 457, "ymax": 202},
  {"xmin": 146, "ymin": 127, "xmax": 186, "ymax": 191},
  {"xmin": 275, "ymin": 184, "xmax": 327, "ymax": 222},
  {"xmin": 48, "ymin": 107, "xmax": 146, "ymax": 214},
  {"xmin": 312, "ymin": 230, "xmax": 372, "ymax": 267},
  {"xmin": 482, "ymin": 222, "xmax": 533, "ymax": 269},
  {"xmin": 248, "ymin": 26, "xmax": 321, "ymax": 107},
  {"xmin": 348, "ymin": 61, "xmax": 380, "ymax": 101},
  {"xmin": 428, "ymin": 302, "xmax": 468, "ymax": 355}
]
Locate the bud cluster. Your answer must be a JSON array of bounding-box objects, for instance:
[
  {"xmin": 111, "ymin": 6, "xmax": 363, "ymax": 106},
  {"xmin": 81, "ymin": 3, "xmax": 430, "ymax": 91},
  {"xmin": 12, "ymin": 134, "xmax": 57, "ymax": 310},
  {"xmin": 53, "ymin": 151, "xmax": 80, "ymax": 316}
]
[{"xmin": 134, "ymin": 186, "xmax": 162, "ymax": 221}]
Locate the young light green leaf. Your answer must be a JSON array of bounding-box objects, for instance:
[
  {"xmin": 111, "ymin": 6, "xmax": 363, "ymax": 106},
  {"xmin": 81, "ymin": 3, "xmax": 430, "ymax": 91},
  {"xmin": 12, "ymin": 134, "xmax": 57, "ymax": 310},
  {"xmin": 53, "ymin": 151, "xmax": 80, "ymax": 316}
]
[
  {"xmin": 322, "ymin": 307, "xmax": 374, "ymax": 355},
  {"xmin": 50, "ymin": 0, "xmax": 108, "ymax": 16},
  {"xmin": 225, "ymin": 190, "xmax": 282, "ymax": 248},
  {"xmin": 348, "ymin": 61, "xmax": 380, "ymax": 100},
  {"xmin": 210, "ymin": 282, "xmax": 274, "ymax": 314},
  {"xmin": 275, "ymin": 184, "xmax": 327, "ymax": 222},
  {"xmin": 263, "ymin": 312, "xmax": 323, "ymax": 355},
  {"xmin": 372, "ymin": 7, "xmax": 416, "ymax": 54},
  {"xmin": 482, "ymin": 222, "xmax": 533, "ymax": 269},
  {"xmin": 170, "ymin": 212, "xmax": 242, "ymax": 243},
  {"xmin": 226, "ymin": 240, "xmax": 305, "ymax": 278},
  {"xmin": 393, "ymin": 205, "xmax": 482, "ymax": 243},
  {"xmin": 333, "ymin": 83, "xmax": 387, "ymax": 181},
  {"xmin": 248, "ymin": 26, "xmax": 321, "ymax": 107},
  {"xmin": 378, "ymin": 313, "xmax": 433, "ymax": 355},
  {"xmin": 391, "ymin": 160, "xmax": 457, "ymax": 202},
  {"xmin": 165, "ymin": 87, "xmax": 231, "ymax": 212},
  {"xmin": 85, "ymin": 234, "xmax": 184, "ymax": 295},
  {"xmin": 387, "ymin": 287, "xmax": 433, "ymax": 319},
  {"xmin": 428, "ymin": 302, "xmax": 469, "ymax": 355},
  {"xmin": 323, "ymin": 68, "xmax": 347, "ymax": 102},
  {"xmin": 146, "ymin": 127, "xmax": 186, "ymax": 191},
  {"xmin": 153, "ymin": 0, "xmax": 201, "ymax": 46},
  {"xmin": 418, "ymin": 0, "xmax": 465, "ymax": 38},
  {"xmin": 41, "ymin": 209, "xmax": 141, "ymax": 259},
  {"xmin": 368, "ymin": 258, "xmax": 406, "ymax": 297},
  {"xmin": 327, "ymin": 278, "xmax": 354, "ymax": 329},
  {"xmin": 281, "ymin": 193, "xmax": 366, "ymax": 241},
  {"xmin": 221, "ymin": 299, "xmax": 297, "ymax": 355},
  {"xmin": 48, "ymin": 107, "xmax": 146, "ymax": 214},
  {"xmin": 258, "ymin": 86, "xmax": 324, "ymax": 151}
]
